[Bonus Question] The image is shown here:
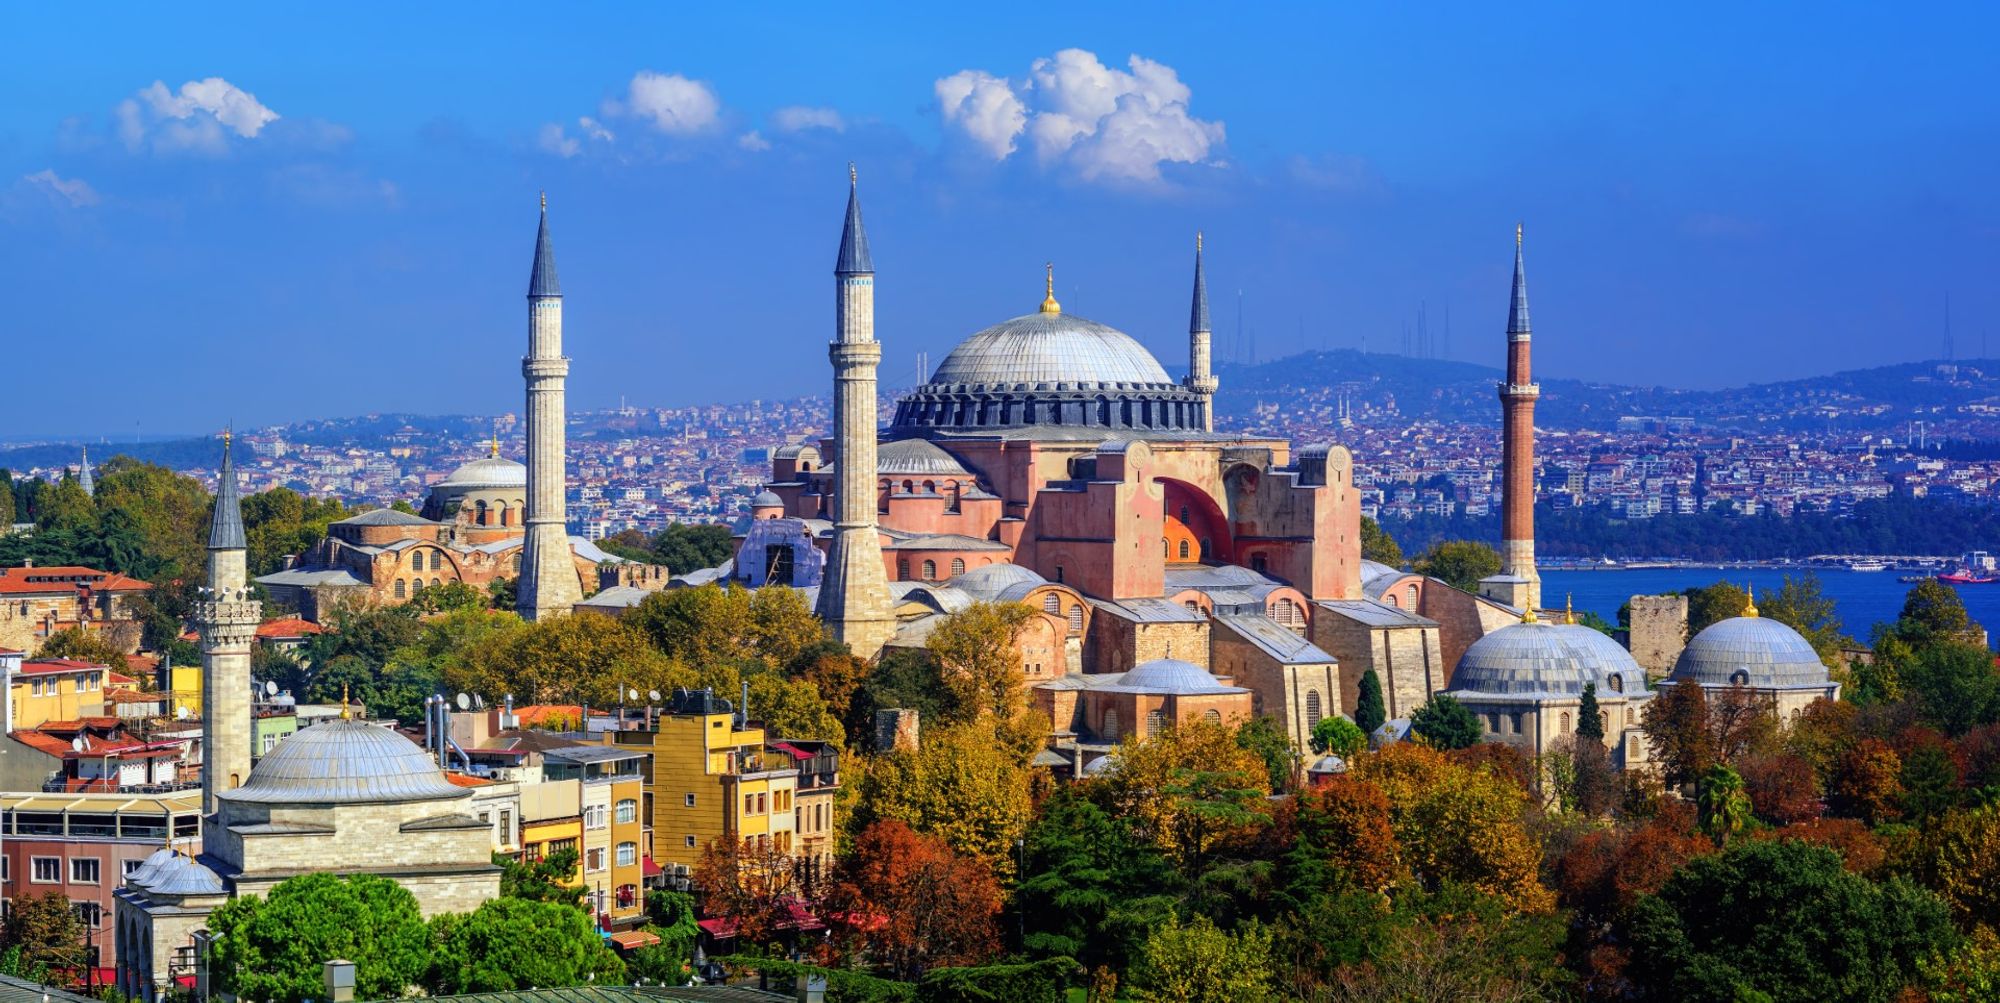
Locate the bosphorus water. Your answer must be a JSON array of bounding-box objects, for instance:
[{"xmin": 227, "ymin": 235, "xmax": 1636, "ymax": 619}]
[{"xmin": 1540, "ymin": 568, "xmax": 2000, "ymax": 647}]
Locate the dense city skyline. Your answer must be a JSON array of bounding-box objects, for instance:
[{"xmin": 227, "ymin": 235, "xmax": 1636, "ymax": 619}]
[{"xmin": 4, "ymin": 3, "xmax": 1997, "ymax": 437}]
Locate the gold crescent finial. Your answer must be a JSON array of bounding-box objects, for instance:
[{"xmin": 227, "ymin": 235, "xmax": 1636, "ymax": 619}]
[
  {"xmin": 490, "ymin": 428, "xmax": 500, "ymax": 459},
  {"xmin": 848, "ymin": 162, "xmax": 857, "ymax": 187},
  {"xmin": 340, "ymin": 684, "xmax": 352, "ymax": 720},
  {"xmin": 1041, "ymin": 262, "xmax": 1060, "ymax": 314},
  {"xmin": 1565, "ymin": 593, "xmax": 1575, "ymax": 625},
  {"xmin": 222, "ymin": 427, "xmax": 231, "ymax": 449},
  {"xmin": 1196, "ymin": 230, "xmax": 1203, "ymax": 253},
  {"xmin": 1743, "ymin": 584, "xmax": 1758, "ymax": 618}
]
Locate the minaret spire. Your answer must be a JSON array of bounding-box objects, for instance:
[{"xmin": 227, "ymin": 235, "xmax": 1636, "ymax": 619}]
[
  {"xmin": 817, "ymin": 167, "xmax": 896, "ymax": 658},
  {"xmin": 77, "ymin": 445, "xmax": 94, "ymax": 497},
  {"xmin": 1508, "ymin": 222, "xmax": 1530, "ymax": 339},
  {"xmin": 1485, "ymin": 223, "xmax": 1542, "ymax": 611},
  {"xmin": 197, "ymin": 428, "xmax": 257, "ymax": 815},
  {"xmin": 518, "ymin": 194, "xmax": 582, "ymax": 620},
  {"xmin": 1185, "ymin": 231, "xmax": 1217, "ymax": 432}
]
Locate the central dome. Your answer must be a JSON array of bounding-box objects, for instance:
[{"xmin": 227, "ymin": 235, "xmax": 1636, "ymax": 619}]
[
  {"xmin": 220, "ymin": 719, "xmax": 468, "ymax": 805},
  {"xmin": 439, "ymin": 455, "xmax": 526, "ymax": 489},
  {"xmin": 930, "ymin": 312, "xmax": 1173, "ymax": 387}
]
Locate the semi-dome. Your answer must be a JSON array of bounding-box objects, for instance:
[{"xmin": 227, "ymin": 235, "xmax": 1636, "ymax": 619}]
[
  {"xmin": 1671, "ymin": 613, "xmax": 1830, "ymax": 689},
  {"xmin": 1104, "ymin": 658, "xmax": 1246, "ymax": 695},
  {"xmin": 219, "ymin": 719, "xmax": 468, "ymax": 805},
  {"xmin": 1451, "ymin": 620, "xmax": 1646, "ymax": 698},
  {"xmin": 439, "ymin": 455, "xmax": 527, "ymax": 489},
  {"xmin": 876, "ymin": 438, "xmax": 973, "ymax": 477},
  {"xmin": 930, "ymin": 312, "xmax": 1173, "ymax": 387}
]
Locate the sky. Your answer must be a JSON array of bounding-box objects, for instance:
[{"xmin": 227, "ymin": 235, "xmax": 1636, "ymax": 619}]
[{"xmin": 2, "ymin": 3, "xmax": 1996, "ymax": 439}]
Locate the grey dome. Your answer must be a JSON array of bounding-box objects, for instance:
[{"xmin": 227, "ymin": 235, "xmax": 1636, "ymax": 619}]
[
  {"xmin": 1671, "ymin": 615, "xmax": 1830, "ymax": 689},
  {"xmin": 931, "ymin": 312, "xmax": 1172, "ymax": 386},
  {"xmin": 751, "ymin": 490, "xmax": 783, "ymax": 508},
  {"xmin": 439, "ymin": 455, "xmax": 526, "ymax": 489},
  {"xmin": 1451, "ymin": 621, "xmax": 1646, "ymax": 698},
  {"xmin": 220, "ymin": 719, "xmax": 467, "ymax": 805},
  {"xmin": 1104, "ymin": 658, "xmax": 1245, "ymax": 695},
  {"xmin": 877, "ymin": 439, "xmax": 973, "ymax": 476},
  {"xmin": 952, "ymin": 562, "xmax": 1046, "ymax": 598},
  {"xmin": 127, "ymin": 848, "xmax": 177, "ymax": 888},
  {"xmin": 145, "ymin": 855, "xmax": 225, "ymax": 896}
]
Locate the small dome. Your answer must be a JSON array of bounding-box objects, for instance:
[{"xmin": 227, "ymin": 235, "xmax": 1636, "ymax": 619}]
[
  {"xmin": 220, "ymin": 719, "xmax": 467, "ymax": 805},
  {"xmin": 1107, "ymin": 658, "xmax": 1245, "ymax": 695},
  {"xmin": 1451, "ymin": 620, "xmax": 1646, "ymax": 698},
  {"xmin": 877, "ymin": 438, "xmax": 972, "ymax": 476},
  {"xmin": 146, "ymin": 855, "xmax": 225, "ymax": 896},
  {"xmin": 951, "ymin": 563, "xmax": 1047, "ymax": 599},
  {"xmin": 751, "ymin": 490, "xmax": 783, "ymax": 508},
  {"xmin": 1671, "ymin": 615, "xmax": 1830, "ymax": 689},
  {"xmin": 439, "ymin": 455, "xmax": 527, "ymax": 489},
  {"xmin": 930, "ymin": 312, "xmax": 1173, "ymax": 387},
  {"xmin": 127, "ymin": 848, "xmax": 177, "ymax": 888}
]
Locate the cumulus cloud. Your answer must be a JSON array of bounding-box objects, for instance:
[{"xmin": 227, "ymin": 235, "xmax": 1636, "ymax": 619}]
[
  {"xmin": 737, "ymin": 130, "xmax": 771, "ymax": 152},
  {"xmin": 605, "ymin": 71, "xmax": 721, "ymax": 135},
  {"xmin": 21, "ymin": 170, "xmax": 100, "ymax": 208},
  {"xmin": 115, "ymin": 77, "xmax": 280, "ymax": 155},
  {"xmin": 771, "ymin": 106, "xmax": 844, "ymax": 133},
  {"xmin": 936, "ymin": 50, "xmax": 1223, "ymax": 184}
]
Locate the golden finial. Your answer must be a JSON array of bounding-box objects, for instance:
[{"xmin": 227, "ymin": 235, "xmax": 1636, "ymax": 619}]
[
  {"xmin": 540, "ymin": 190, "xmax": 547, "ymax": 212},
  {"xmin": 490, "ymin": 427, "xmax": 500, "ymax": 459},
  {"xmin": 222, "ymin": 426, "xmax": 231, "ymax": 449},
  {"xmin": 1196, "ymin": 230, "xmax": 1203, "ymax": 253},
  {"xmin": 1743, "ymin": 584, "xmax": 1758, "ymax": 618},
  {"xmin": 1565, "ymin": 593, "xmax": 1576, "ymax": 625},
  {"xmin": 1515, "ymin": 222, "xmax": 1523, "ymax": 247},
  {"xmin": 1040, "ymin": 262, "xmax": 1061, "ymax": 314},
  {"xmin": 1522, "ymin": 605, "xmax": 1538, "ymax": 624},
  {"xmin": 848, "ymin": 162, "xmax": 857, "ymax": 187},
  {"xmin": 340, "ymin": 684, "xmax": 351, "ymax": 720}
]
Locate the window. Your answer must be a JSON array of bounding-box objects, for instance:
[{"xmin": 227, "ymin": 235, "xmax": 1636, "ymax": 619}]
[
  {"xmin": 586, "ymin": 848, "xmax": 606, "ymax": 872},
  {"xmin": 71, "ymin": 858, "xmax": 100, "ymax": 884},
  {"xmin": 1488, "ymin": 712, "xmax": 1502, "ymax": 734},
  {"xmin": 585, "ymin": 805, "xmax": 607, "ymax": 830},
  {"xmin": 1067, "ymin": 604, "xmax": 1084, "ymax": 634},
  {"xmin": 1512, "ymin": 712, "xmax": 1524, "ymax": 734},
  {"xmin": 922, "ymin": 560, "xmax": 937, "ymax": 579},
  {"xmin": 1250, "ymin": 554, "xmax": 1267, "ymax": 573},
  {"xmin": 31, "ymin": 858, "xmax": 60, "ymax": 884},
  {"xmin": 71, "ymin": 901, "xmax": 101, "ymax": 927},
  {"xmin": 431, "ymin": 550, "xmax": 444, "ymax": 571},
  {"xmin": 394, "ymin": 579, "xmax": 406, "ymax": 599},
  {"xmin": 1145, "ymin": 709, "xmax": 1167, "ymax": 736},
  {"xmin": 0, "ymin": 858, "xmax": 7, "ymax": 882},
  {"xmin": 1178, "ymin": 540, "xmax": 1191, "ymax": 560},
  {"xmin": 684, "ymin": 793, "xmax": 697, "ymax": 808},
  {"xmin": 411, "ymin": 551, "xmax": 423, "ymax": 569},
  {"xmin": 262, "ymin": 732, "xmax": 278, "ymax": 754},
  {"xmin": 616, "ymin": 842, "xmax": 638, "ymax": 867},
  {"xmin": 1406, "ymin": 585, "xmax": 1418, "ymax": 609},
  {"xmin": 685, "ymin": 835, "xmax": 697, "ymax": 848},
  {"xmin": 1305, "ymin": 689, "xmax": 1323, "ymax": 727},
  {"xmin": 1044, "ymin": 594, "xmax": 1061, "ymax": 615},
  {"xmin": 615, "ymin": 799, "xmax": 637, "ymax": 824},
  {"xmin": 1559, "ymin": 712, "xmax": 1571, "ymax": 735},
  {"xmin": 897, "ymin": 559, "xmax": 909, "ymax": 580},
  {"xmin": 1102, "ymin": 708, "xmax": 1120, "ymax": 738},
  {"xmin": 950, "ymin": 558, "xmax": 965, "ymax": 576},
  {"xmin": 1607, "ymin": 674, "xmax": 1624, "ymax": 693},
  {"xmin": 1203, "ymin": 709, "xmax": 1222, "ymax": 724}
]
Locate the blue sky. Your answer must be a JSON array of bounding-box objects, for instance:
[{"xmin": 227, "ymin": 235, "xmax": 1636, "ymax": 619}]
[{"xmin": 3, "ymin": 3, "xmax": 1996, "ymax": 438}]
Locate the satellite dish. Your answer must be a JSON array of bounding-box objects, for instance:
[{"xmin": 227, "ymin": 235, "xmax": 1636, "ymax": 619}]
[
  {"xmin": 176, "ymin": 706, "xmax": 191, "ymax": 721},
  {"xmin": 71, "ymin": 736, "xmax": 85, "ymax": 752},
  {"xmin": 265, "ymin": 680, "xmax": 279, "ymax": 696},
  {"xmin": 455, "ymin": 693, "xmax": 471, "ymax": 711},
  {"xmin": 647, "ymin": 690, "xmax": 661, "ymax": 702},
  {"xmin": 627, "ymin": 688, "xmax": 639, "ymax": 701}
]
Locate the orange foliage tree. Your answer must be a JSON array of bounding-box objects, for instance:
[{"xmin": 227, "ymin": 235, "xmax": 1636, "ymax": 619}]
[
  {"xmin": 1283, "ymin": 775, "xmax": 1404, "ymax": 895},
  {"xmin": 1737, "ymin": 752, "xmax": 1823, "ymax": 826},
  {"xmin": 1830, "ymin": 737, "xmax": 1904, "ymax": 825},
  {"xmin": 1098, "ymin": 720, "xmax": 1275, "ymax": 875},
  {"xmin": 1358, "ymin": 743, "xmax": 1554, "ymax": 913},
  {"xmin": 821, "ymin": 820, "xmax": 1001, "ymax": 980},
  {"xmin": 690, "ymin": 836, "xmax": 805, "ymax": 949}
]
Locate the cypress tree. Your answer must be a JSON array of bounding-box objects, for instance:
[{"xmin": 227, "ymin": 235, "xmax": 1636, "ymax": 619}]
[
  {"xmin": 1355, "ymin": 669, "xmax": 1387, "ymax": 736},
  {"xmin": 1578, "ymin": 681, "xmax": 1604, "ymax": 742}
]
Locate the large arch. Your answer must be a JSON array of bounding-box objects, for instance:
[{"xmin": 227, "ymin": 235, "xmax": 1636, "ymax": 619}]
[{"xmin": 1156, "ymin": 476, "xmax": 1234, "ymax": 564}]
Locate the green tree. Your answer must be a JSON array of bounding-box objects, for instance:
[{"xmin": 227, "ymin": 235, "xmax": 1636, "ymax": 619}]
[
  {"xmin": 0, "ymin": 470, "xmax": 15, "ymax": 527},
  {"xmin": 426, "ymin": 898, "xmax": 624, "ymax": 994},
  {"xmin": 926, "ymin": 601, "xmax": 1037, "ymax": 724},
  {"xmin": 1685, "ymin": 580, "xmax": 1751, "ymax": 637},
  {"xmin": 1, "ymin": 891, "xmax": 83, "ymax": 972},
  {"xmin": 1761, "ymin": 573, "xmax": 1851, "ymax": 671},
  {"xmin": 1578, "ymin": 681, "xmax": 1604, "ymax": 742},
  {"xmin": 850, "ymin": 648, "xmax": 951, "ymax": 747},
  {"xmin": 36, "ymin": 626, "xmax": 131, "ymax": 666},
  {"xmin": 1409, "ymin": 694, "xmax": 1481, "ymax": 750},
  {"xmin": 1696, "ymin": 764, "xmax": 1753, "ymax": 847},
  {"xmin": 1015, "ymin": 790, "xmax": 1179, "ymax": 975},
  {"xmin": 497, "ymin": 848, "xmax": 584, "ymax": 906},
  {"xmin": 1359, "ymin": 516, "xmax": 1402, "ymax": 567},
  {"xmin": 94, "ymin": 457, "xmax": 212, "ymax": 576},
  {"xmin": 1354, "ymin": 670, "xmax": 1387, "ymax": 737},
  {"xmin": 649, "ymin": 522, "xmax": 735, "ymax": 573},
  {"xmin": 1624, "ymin": 840, "xmax": 1957, "ymax": 1003},
  {"xmin": 1411, "ymin": 540, "xmax": 1500, "ymax": 593},
  {"xmin": 1309, "ymin": 716, "xmax": 1366, "ymax": 758},
  {"xmin": 405, "ymin": 580, "xmax": 489, "ymax": 615},
  {"xmin": 209, "ymin": 873, "xmax": 432, "ymax": 1003},
  {"xmin": 1133, "ymin": 914, "xmax": 1274, "ymax": 1003},
  {"xmin": 241, "ymin": 487, "xmax": 352, "ymax": 577},
  {"xmin": 34, "ymin": 477, "xmax": 95, "ymax": 533},
  {"xmin": 745, "ymin": 670, "xmax": 844, "ymax": 742},
  {"xmin": 1235, "ymin": 714, "xmax": 1299, "ymax": 794},
  {"xmin": 1900, "ymin": 643, "xmax": 2000, "ymax": 737},
  {"xmin": 1902, "ymin": 578, "xmax": 1971, "ymax": 639}
]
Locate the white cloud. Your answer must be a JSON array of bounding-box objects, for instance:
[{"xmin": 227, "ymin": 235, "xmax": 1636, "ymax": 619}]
[
  {"xmin": 936, "ymin": 50, "xmax": 1223, "ymax": 185},
  {"xmin": 606, "ymin": 71, "xmax": 721, "ymax": 135},
  {"xmin": 116, "ymin": 77, "xmax": 280, "ymax": 155},
  {"xmin": 771, "ymin": 106, "xmax": 844, "ymax": 133},
  {"xmin": 737, "ymin": 130, "xmax": 771, "ymax": 152},
  {"xmin": 538, "ymin": 123, "xmax": 580, "ymax": 159},
  {"xmin": 935, "ymin": 70, "xmax": 1026, "ymax": 159},
  {"xmin": 21, "ymin": 169, "xmax": 99, "ymax": 207},
  {"xmin": 578, "ymin": 116, "xmax": 614, "ymax": 142}
]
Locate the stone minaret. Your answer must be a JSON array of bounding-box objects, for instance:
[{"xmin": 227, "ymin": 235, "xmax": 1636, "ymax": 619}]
[
  {"xmin": 814, "ymin": 167, "xmax": 896, "ymax": 659},
  {"xmin": 517, "ymin": 194, "xmax": 582, "ymax": 621},
  {"xmin": 78, "ymin": 445, "xmax": 95, "ymax": 497},
  {"xmin": 1185, "ymin": 232, "xmax": 1217, "ymax": 432},
  {"xmin": 1493, "ymin": 225, "xmax": 1542, "ymax": 610},
  {"xmin": 197, "ymin": 432, "xmax": 258, "ymax": 815}
]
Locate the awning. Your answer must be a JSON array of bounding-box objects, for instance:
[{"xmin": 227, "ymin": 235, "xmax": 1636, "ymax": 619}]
[
  {"xmin": 608, "ymin": 930, "xmax": 661, "ymax": 951},
  {"xmin": 642, "ymin": 855, "xmax": 664, "ymax": 878}
]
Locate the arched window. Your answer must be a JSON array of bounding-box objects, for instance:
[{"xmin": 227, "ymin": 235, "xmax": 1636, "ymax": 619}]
[
  {"xmin": 1607, "ymin": 674, "xmax": 1624, "ymax": 693},
  {"xmin": 1625, "ymin": 706, "xmax": 1634, "ymax": 725},
  {"xmin": 1305, "ymin": 689, "xmax": 1323, "ymax": 726},
  {"xmin": 411, "ymin": 551, "xmax": 423, "ymax": 569},
  {"xmin": 1178, "ymin": 540, "xmax": 1191, "ymax": 560},
  {"xmin": 475, "ymin": 501, "xmax": 488, "ymax": 525},
  {"xmin": 1730, "ymin": 669, "xmax": 1750, "ymax": 686},
  {"xmin": 1405, "ymin": 584, "xmax": 1418, "ymax": 608},
  {"xmin": 1162, "ymin": 537, "xmax": 1170, "ymax": 557},
  {"xmin": 1067, "ymin": 604, "xmax": 1083, "ymax": 634},
  {"xmin": 921, "ymin": 560, "xmax": 937, "ymax": 579},
  {"xmin": 615, "ymin": 799, "xmax": 637, "ymax": 823},
  {"xmin": 1183, "ymin": 599, "xmax": 1202, "ymax": 613},
  {"xmin": 431, "ymin": 550, "xmax": 444, "ymax": 571},
  {"xmin": 1250, "ymin": 553, "xmax": 1268, "ymax": 573},
  {"xmin": 950, "ymin": 558, "xmax": 965, "ymax": 576},
  {"xmin": 1102, "ymin": 708, "xmax": 1121, "ymax": 739},
  {"xmin": 394, "ymin": 579, "xmax": 406, "ymax": 599},
  {"xmin": 432, "ymin": 577, "xmax": 442, "ymax": 589},
  {"xmin": 1179, "ymin": 505, "xmax": 1190, "ymax": 523},
  {"xmin": 922, "ymin": 480, "xmax": 935, "ymax": 494},
  {"xmin": 1386, "ymin": 594, "xmax": 1399, "ymax": 608},
  {"xmin": 1269, "ymin": 598, "xmax": 1305, "ymax": 634},
  {"xmin": 902, "ymin": 480, "xmax": 914, "ymax": 495},
  {"xmin": 1560, "ymin": 712, "xmax": 1571, "ymax": 734},
  {"xmin": 897, "ymin": 559, "xmax": 909, "ymax": 580},
  {"xmin": 1203, "ymin": 709, "xmax": 1222, "ymax": 724},
  {"xmin": 1600, "ymin": 711, "xmax": 1609, "ymax": 733},
  {"xmin": 1145, "ymin": 709, "xmax": 1167, "ymax": 736}
]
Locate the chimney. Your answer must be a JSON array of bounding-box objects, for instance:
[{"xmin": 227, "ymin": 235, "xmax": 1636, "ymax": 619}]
[
  {"xmin": 323, "ymin": 960, "xmax": 355, "ymax": 1003},
  {"xmin": 739, "ymin": 679, "xmax": 750, "ymax": 728},
  {"xmin": 796, "ymin": 973, "xmax": 827, "ymax": 1003}
]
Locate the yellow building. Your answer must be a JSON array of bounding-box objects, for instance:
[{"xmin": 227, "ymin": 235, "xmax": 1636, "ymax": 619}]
[
  {"xmin": 603, "ymin": 690, "xmax": 797, "ymax": 879},
  {"xmin": 11, "ymin": 659, "xmax": 109, "ymax": 729},
  {"xmin": 168, "ymin": 661, "xmax": 201, "ymax": 721},
  {"xmin": 544, "ymin": 746, "xmax": 649, "ymax": 929},
  {"xmin": 517, "ymin": 775, "xmax": 585, "ymax": 889}
]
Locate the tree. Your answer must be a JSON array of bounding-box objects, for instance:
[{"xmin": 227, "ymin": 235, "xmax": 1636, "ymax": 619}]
[
  {"xmin": 1, "ymin": 892, "xmax": 83, "ymax": 972},
  {"xmin": 1014, "ymin": 790, "xmax": 1178, "ymax": 975},
  {"xmin": 1905, "ymin": 803, "xmax": 2000, "ymax": 932},
  {"xmin": 1410, "ymin": 540, "xmax": 1500, "ymax": 593},
  {"xmin": 1358, "ymin": 516, "xmax": 1402, "ymax": 567},
  {"xmin": 1695, "ymin": 764, "xmax": 1752, "ymax": 847},
  {"xmin": 1578, "ymin": 681, "xmax": 1604, "ymax": 742},
  {"xmin": 925, "ymin": 601, "xmax": 1036, "ymax": 724},
  {"xmin": 1831, "ymin": 737, "xmax": 1905, "ymax": 825},
  {"xmin": 1234, "ymin": 714, "xmax": 1299, "ymax": 794},
  {"xmin": 1409, "ymin": 693, "xmax": 1482, "ymax": 750},
  {"xmin": 1901, "ymin": 642, "xmax": 2000, "ymax": 737},
  {"xmin": 1684, "ymin": 580, "xmax": 1750, "ymax": 638},
  {"xmin": 404, "ymin": 580, "xmax": 489, "ymax": 615},
  {"xmin": 745, "ymin": 670, "xmax": 844, "ymax": 743},
  {"xmin": 691, "ymin": 837, "xmax": 805, "ymax": 949},
  {"xmin": 427, "ymin": 897, "xmax": 624, "ymax": 993},
  {"xmin": 1644, "ymin": 679, "xmax": 1713, "ymax": 788},
  {"xmin": 1902, "ymin": 578, "xmax": 1971, "ymax": 639},
  {"xmin": 823, "ymin": 820, "xmax": 1001, "ymax": 981},
  {"xmin": 848, "ymin": 647, "xmax": 950, "ymax": 747},
  {"xmin": 208, "ymin": 873, "xmax": 432, "ymax": 1003},
  {"xmin": 94, "ymin": 457, "xmax": 212, "ymax": 576},
  {"xmin": 1280, "ymin": 775, "xmax": 1404, "ymax": 898},
  {"xmin": 1359, "ymin": 743, "xmax": 1554, "ymax": 913},
  {"xmin": 455, "ymin": 608, "xmax": 687, "ymax": 706},
  {"xmin": 1309, "ymin": 716, "xmax": 1366, "ymax": 758},
  {"xmin": 0, "ymin": 470, "xmax": 14, "ymax": 528},
  {"xmin": 1326, "ymin": 886, "xmax": 1570, "ymax": 1003},
  {"xmin": 1354, "ymin": 670, "xmax": 1386, "ymax": 737},
  {"xmin": 35, "ymin": 626, "xmax": 131, "ymax": 666},
  {"xmin": 1760, "ymin": 574, "xmax": 1851, "ymax": 672},
  {"xmin": 649, "ymin": 522, "xmax": 735, "ymax": 573},
  {"xmin": 1099, "ymin": 720, "xmax": 1275, "ymax": 875},
  {"xmin": 33, "ymin": 478, "xmax": 95, "ymax": 533},
  {"xmin": 851, "ymin": 722, "xmax": 1033, "ymax": 877},
  {"xmin": 241, "ymin": 486, "xmax": 352, "ymax": 576},
  {"xmin": 1737, "ymin": 752, "xmax": 1823, "ymax": 826},
  {"xmin": 1623, "ymin": 840, "xmax": 1957, "ymax": 1003},
  {"xmin": 1132, "ymin": 914, "xmax": 1274, "ymax": 1003},
  {"xmin": 497, "ymin": 848, "xmax": 584, "ymax": 906}
]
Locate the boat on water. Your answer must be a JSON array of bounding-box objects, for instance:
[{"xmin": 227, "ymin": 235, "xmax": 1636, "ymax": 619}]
[
  {"xmin": 1938, "ymin": 569, "xmax": 1999, "ymax": 585},
  {"xmin": 1848, "ymin": 560, "xmax": 1888, "ymax": 573}
]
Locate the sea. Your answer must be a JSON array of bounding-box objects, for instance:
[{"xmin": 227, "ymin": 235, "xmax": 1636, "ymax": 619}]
[{"xmin": 1540, "ymin": 568, "xmax": 2000, "ymax": 647}]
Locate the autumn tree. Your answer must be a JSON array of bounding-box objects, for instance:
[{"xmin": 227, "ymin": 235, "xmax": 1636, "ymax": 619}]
[
  {"xmin": 627, "ymin": 582, "xmax": 817, "ymax": 670},
  {"xmin": 691, "ymin": 837, "xmax": 805, "ymax": 949},
  {"xmin": 1830, "ymin": 737, "xmax": 1905, "ymax": 825},
  {"xmin": 1644, "ymin": 679, "xmax": 1713, "ymax": 788},
  {"xmin": 1098, "ymin": 720, "xmax": 1275, "ymax": 874},
  {"xmin": 745, "ymin": 670, "xmax": 844, "ymax": 743},
  {"xmin": 1132, "ymin": 914, "xmax": 1275, "ymax": 1003},
  {"xmin": 209, "ymin": 874, "xmax": 432, "ymax": 1003},
  {"xmin": 1326, "ymin": 886, "xmax": 1570, "ymax": 1003},
  {"xmin": 925, "ymin": 600, "xmax": 1037, "ymax": 724},
  {"xmin": 1737, "ymin": 752, "xmax": 1823, "ymax": 826},
  {"xmin": 1, "ymin": 892, "xmax": 83, "ymax": 972},
  {"xmin": 1354, "ymin": 669, "xmax": 1386, "ymax": 736},
  {"xmin": 1905, "ymin": 802, "xmax": 2000, "ymax": 931},
  {"xmin": 454, "ymin": 609, "xmax": 687, "ymax": 706},
  {"xmin": 850, "ymin": 722, "xmax": 1033, "ymax": 877},
  {"xmin": 1358, "ymin": 743, "xmax": 1553, "ymax": 912},
  {"xmin": 823, "ymin": 820, "xmax": 1001, "ymax": 980},
  {"xmin": 1759, "ymin": 818, "xmax": 1885, "ymax": 875},
  {"xmin": 1411, "ymin": 540, "xmax": 1500, "ymax": 592},
  {"xmin": 1279, "ymin": 775, "xmax": 1404, "ymax": 898},
  {"xmin": 35, "ymin": 626, "xmax": 131, "ymax": 666}
]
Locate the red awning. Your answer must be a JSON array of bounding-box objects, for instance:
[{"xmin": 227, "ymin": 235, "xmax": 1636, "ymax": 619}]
[
  {"xmin": 642, "ymin": 855, "xmax": 664, "ymax": 878},
  {"xmin": 608, "ymin": 930, "xmax": 661, "ymax": 950}
]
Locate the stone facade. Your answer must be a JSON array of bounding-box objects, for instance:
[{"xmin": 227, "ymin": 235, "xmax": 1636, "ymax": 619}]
[
  {"xmin": 0, "ymin": 566, "xmax": 150, "ymax": 655},
  {"xmin": 1627, "ymin": 594, "xmax": 1689, "ymax": 675}
]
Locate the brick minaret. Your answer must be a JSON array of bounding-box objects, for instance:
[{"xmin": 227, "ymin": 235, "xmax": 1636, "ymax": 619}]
[
  {"xmin": 1185, "ymin": 232, "xmax": 1217, "ymax": 432},
  {"xmin": 1493, "ymin": 225, "xmax": 1542, "ymax": 610},
  {"xmin": 815, "ymin": 167, "xmax": 896, "ymax": 658},
  {"xmin": 518, "ymin": 193, "xmax": 582, "ymax": 621},
  {"xmin": 198, "ymin": 431, "xmax": 258, "ymax": 815}
]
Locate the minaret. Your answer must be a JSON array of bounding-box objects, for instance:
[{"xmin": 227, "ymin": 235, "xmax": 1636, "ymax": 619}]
[
  {"xmin": 77, "ymin": 446, "xmax": 95, "ymax": 497},
  {"xmin": 1185, "ymin": 232, "xmax": 1217, "ymax": 432},
  {"xmin": 517, "ymin": 193, "xmax": 583, "ymax": 621},
  {"xmin": 814, "ymin": 166, "xmax": 896, "ymax": 659},
  {"xmin": 1494, "ymin": 224, "xmax": 1542, "ymax": 610},
  {"xmin": 197, "ymin": 431, "xmax": 258, "ymax": 816}
]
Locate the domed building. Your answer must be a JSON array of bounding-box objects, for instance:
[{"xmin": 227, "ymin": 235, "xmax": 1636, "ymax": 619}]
[
  {"xmin": 421, "ymin": 445, "xmax": 529, "ymax": 545},
  {"xmin": 1444, "ymin": 612, "xmax": 1653, "ymax": 766},
  {"xmin": 1668, "ymin": 592, "xmax": 1839, "ymax": 720},
  {"xmin": 115, "ymin": 716, "xmax": 501, "ymax": 1001}
]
